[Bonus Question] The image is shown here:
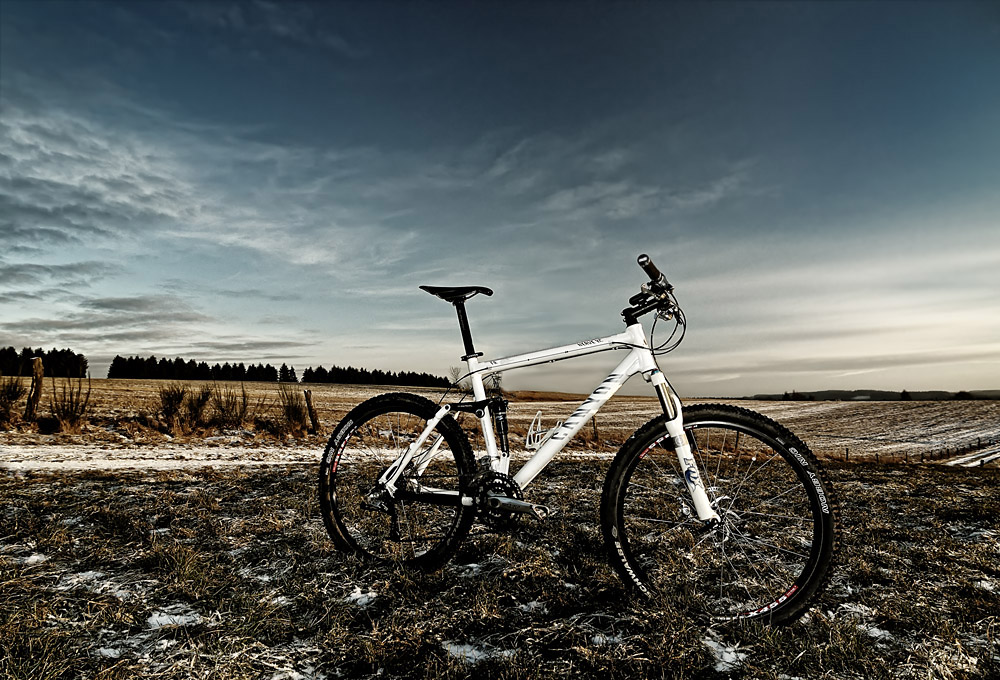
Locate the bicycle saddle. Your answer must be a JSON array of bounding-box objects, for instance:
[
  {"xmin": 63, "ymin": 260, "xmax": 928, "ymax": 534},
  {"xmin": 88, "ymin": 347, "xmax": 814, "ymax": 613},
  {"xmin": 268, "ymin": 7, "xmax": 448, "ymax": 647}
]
[{"xmin": 419, "ymin": 285, "xmax": 493, "ymax": 304}]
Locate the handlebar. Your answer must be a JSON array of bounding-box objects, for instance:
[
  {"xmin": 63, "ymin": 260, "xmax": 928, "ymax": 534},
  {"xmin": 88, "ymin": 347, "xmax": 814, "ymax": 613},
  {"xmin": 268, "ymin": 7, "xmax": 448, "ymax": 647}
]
[
  {"xmin": 637, "ymin": 253, "xmax": 672, "ymax": 293},
  {"xmin": 637, "ymin": 253, "xmax": 662, "ymax": 282},
  {"xmin": 623, "ymin": 253, "xmax": 677, "ymax": 324}
]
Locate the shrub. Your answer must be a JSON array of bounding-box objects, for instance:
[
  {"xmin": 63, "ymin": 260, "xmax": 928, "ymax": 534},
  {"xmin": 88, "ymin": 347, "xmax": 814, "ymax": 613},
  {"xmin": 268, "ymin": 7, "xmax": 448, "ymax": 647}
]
[
  {"xmin": 212, "ymin": 383, "xmax": 267, "ymax": 430},
  {"xmin": 277, "ymin": 383, "xmax": 308, "ymax": 437},
  {"xmin": 185, "ymin": 385, "xmax": 212, "ymax": 428},
  {"xmin": 50, "ymin": 376, "xmax": 91, "ymax": 433},
  {"xmin": 159, "ymin": 383, "xmax": 187, "ymax": 432},
  {"xmin": 0, "ymin": 376, "xmax": 28, "ymax": 426}
]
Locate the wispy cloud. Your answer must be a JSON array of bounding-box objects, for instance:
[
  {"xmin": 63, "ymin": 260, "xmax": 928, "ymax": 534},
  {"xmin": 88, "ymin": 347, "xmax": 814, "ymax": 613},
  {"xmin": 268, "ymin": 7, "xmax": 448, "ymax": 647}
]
[
  {"xmin": 175, "ymin": 1, "xmax": 368, "ymax": 59},
  {"xmin": 0, "ymin": 261, "xmax": 119, "ymax": 288}
]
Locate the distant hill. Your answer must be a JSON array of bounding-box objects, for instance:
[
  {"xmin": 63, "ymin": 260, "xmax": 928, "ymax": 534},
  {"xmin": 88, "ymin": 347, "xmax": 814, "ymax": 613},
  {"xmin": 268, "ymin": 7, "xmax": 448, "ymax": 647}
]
[{"xmin": 749, "ymin": 389, "xmax": 1000, "ymax": 401}]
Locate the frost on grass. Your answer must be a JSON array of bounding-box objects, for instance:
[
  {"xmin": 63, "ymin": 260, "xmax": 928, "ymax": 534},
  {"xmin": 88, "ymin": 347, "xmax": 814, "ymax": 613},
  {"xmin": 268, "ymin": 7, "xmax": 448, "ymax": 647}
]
[
  {"xmin": 147, "ymin": 604, "xmax": 204, "ymax": 629},
  {"xmin": 703, "ymin": 634, "xmax": 747, "ymax": 673},
  {"xmin": 442, "ymin": 641, "xmax": 491, "ymax": 665},
  {"xmin": 12, "ymin": 552, "xmax": 49, "ymax": 565},
  {"xmin": 3, "ymin": 459, "xmax": 999, "ymax": 679},
  {"xmin": 344, "ymin": 585, "xmax": 377, "ymax": 607},
  {"xmin": 518, "ymin": 599, "xmax": 547, "ymax": 614}
]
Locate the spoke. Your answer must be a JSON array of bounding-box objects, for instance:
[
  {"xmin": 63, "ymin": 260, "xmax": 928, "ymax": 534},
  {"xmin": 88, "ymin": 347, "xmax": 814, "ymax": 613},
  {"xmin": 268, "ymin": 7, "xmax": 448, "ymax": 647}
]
[
  {"xmin": 751, "ymin": 483, "xmax": 807, "ymax": 510},
  {"xmin": 731, "ymin": 532, "xmax": 809, "ymax": 560},
  {"xmin": 732, "ymin": 530, "xmax": 794, "ymax": 590},
  {"xmin": 739, "ymin": 509, "xmax": 813, "ymax": 523},
  {"xmin": 719, "ymin": 542, "xmax": 755, "ymax": 604},
  {"xmin": 628, "ymin": 515, "xmax": 696, "ymax": 529},
  {"xmin": 712, "ymin": 429, "xmax": 725, "ymax": 488},
  {"xmin": 645, "ymin": 446, "xmax": 682, "ymax": 483},
  {"xmin": 724, "ymin": 451, "xmax": 782, "ymax": 517}
]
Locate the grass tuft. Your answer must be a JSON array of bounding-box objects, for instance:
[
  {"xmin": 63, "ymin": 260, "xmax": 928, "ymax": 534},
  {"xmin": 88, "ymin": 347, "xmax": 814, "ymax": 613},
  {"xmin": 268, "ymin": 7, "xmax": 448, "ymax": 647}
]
[
  {"xmin": 49, "ymin": 376, "xmax": 92, "ymax": 433},
  {"xmin": 277, "ymin": 383, "xmax": 308, "ymax": 437},
  {"xmin": 211, "ymin": 383, "xmax": 267, "ymax": 430},
  {"xmin": 158, "ymin": 383, "xmax": 187, "ymax": 433},
  {"xmin": 0, "ymin": 376, "xmax": 28, "ymax": 427}
]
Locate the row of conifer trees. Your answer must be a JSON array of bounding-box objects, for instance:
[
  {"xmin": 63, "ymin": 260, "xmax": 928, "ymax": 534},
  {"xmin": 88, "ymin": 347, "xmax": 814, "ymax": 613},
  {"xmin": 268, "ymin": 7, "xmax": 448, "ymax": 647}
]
[
  {"xmin": 0, "ymin": 347, "xmax": 88, "ymax": 378},
  {"xmin": 105, "ymin": 354, "xmax": 449, "ymax": 387}
]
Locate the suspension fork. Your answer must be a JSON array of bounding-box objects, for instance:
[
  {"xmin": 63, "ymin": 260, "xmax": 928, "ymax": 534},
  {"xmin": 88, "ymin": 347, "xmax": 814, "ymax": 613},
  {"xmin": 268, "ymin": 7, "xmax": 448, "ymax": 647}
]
[{"xmin": 650, "ymin": 371, "xmax": 720, "ymax": 523}]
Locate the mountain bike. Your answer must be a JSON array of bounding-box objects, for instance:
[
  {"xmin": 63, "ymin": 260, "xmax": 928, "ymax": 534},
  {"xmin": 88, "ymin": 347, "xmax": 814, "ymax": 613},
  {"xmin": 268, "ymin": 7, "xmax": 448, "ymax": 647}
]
[{"xmin": 319, "ymin": 254, "xmax": 840, "ymax": 624}]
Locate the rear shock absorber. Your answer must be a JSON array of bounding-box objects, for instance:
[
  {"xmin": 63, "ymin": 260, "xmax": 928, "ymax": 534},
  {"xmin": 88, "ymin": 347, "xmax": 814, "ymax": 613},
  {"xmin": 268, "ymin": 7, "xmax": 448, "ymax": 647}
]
[{"xmin": 491, "ymin": 397, "xmax": 511, "ymax": 456}]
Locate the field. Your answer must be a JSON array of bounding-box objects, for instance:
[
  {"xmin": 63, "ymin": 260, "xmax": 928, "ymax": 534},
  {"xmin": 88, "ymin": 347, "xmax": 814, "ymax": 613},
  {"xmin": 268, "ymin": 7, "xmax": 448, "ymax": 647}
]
[
  {"xmin": 2, "ymin": 379, "xmax": 998, "ymax": 468},
  {"xmin": 2, "ymin": 381, "xmax": 999, "ymax": 678}
]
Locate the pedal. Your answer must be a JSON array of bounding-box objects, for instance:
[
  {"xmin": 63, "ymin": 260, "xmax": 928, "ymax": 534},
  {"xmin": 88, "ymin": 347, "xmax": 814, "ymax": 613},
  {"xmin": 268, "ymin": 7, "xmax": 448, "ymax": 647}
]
[{"xmin": 525, "ymin": 411, "xmax": 563, "ymax": 450}]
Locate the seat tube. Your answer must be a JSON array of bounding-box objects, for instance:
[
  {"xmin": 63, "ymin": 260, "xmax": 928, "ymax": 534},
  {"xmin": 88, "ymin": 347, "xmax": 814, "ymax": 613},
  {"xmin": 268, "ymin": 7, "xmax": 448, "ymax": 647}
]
[{"xmin": 465, "ymin": 356, "xmax": 502, "ymax": 470}]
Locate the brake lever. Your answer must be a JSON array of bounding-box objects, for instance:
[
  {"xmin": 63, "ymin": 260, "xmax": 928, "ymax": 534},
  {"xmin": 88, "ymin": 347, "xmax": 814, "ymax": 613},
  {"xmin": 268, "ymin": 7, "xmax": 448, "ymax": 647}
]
[{"xmin": 641, "ymin": 280, "xmax": 673, "ymax": 299}]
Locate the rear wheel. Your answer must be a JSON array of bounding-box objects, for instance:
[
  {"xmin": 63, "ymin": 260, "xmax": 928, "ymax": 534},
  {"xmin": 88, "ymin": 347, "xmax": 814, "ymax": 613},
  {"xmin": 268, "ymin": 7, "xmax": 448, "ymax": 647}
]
[
  {"xmin": 319, "ymin": 393, "xmax": 476, "ymax": 570},
  {"xmin": 601, "ymin": 404, "xmax": 840, "ymax": 624}
]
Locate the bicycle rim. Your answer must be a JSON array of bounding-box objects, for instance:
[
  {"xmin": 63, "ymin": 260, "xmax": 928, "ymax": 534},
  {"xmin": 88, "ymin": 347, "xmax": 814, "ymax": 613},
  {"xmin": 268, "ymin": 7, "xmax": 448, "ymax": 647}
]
[
  {"xmin": 324, "ymin": 400, "xmax": 470, "ymax": 567},
  {"xmin": 616, "ymin": 414, "xmax": 829, "ymax": 622}
]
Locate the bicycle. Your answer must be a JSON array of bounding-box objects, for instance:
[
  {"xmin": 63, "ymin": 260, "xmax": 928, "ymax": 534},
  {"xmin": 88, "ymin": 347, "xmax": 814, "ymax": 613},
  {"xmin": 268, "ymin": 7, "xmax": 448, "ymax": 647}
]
[{"xmin": 319, "ymin": 254, "xmax": 840, "ymax": 624}]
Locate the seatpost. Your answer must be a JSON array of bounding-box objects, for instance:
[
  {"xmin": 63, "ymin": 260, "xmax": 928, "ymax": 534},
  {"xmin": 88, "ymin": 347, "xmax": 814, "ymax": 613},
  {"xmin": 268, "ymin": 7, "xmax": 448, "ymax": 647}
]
[{"xmin": 453, "ymin": 301, "xmax": 481, "ymax": 360}]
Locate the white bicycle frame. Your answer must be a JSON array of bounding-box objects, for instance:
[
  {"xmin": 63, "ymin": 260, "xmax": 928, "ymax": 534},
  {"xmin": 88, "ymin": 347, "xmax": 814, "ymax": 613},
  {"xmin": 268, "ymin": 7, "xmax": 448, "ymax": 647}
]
[{"xmin": 379, "ymin": 321, "xmax": 721, "ymax": 524}]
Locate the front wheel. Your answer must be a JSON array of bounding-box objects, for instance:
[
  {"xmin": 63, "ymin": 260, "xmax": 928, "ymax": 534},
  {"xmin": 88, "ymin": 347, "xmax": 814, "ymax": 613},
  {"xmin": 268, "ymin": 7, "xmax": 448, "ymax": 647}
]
[
  {"xmin": 319, "ymin": 393, "xmax": 476, "ymax": 570},
  {"xmin": 601, "ymin": 404, "xmax": 840, "ymax": 624}
]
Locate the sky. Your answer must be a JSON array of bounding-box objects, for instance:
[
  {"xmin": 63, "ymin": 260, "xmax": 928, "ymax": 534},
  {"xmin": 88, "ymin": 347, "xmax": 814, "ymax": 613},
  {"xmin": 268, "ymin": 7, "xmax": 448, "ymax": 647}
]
[{"xmin": 1, "ymin": 1, "xmax": 998, "ymax": 397}]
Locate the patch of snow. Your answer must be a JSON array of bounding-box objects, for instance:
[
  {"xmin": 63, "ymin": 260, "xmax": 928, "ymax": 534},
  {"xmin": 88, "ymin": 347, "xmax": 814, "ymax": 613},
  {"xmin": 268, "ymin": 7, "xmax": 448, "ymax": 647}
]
[
  {"xmin": 16, "ymin": 553, "xmax": 49, "ymax": 566},
  {"xmin": 95, "ymin": 647, "xmax": 120, "ymax": 658},
  {"xmin": 864, "ymin": 626, "xmax": 893, "ymax": 641},
  {"xmin": 442, "ymin": 641, "xmax": 490, "ymax": 664},
  {"xmin": 976, "ymin": 579, "xmax": 994, "ymax": 592},
  {"xmin": 344, "ymin": 586, "xmax": 377, "ymax": 607},
  {"xmin": 518, "ymin": 600, "xmax": 547, "ymax": 614},
  {"xmin": 836, "ymin": 602, "xmax": 875, "ymax": 619},
  {"xmin": 147, "ymin": 605, "xmax": 203, "ymax": 629},
  {"xmin": 269, "ymin": 665, "xmax": 327, "ymax": 680},
  {"xmin": 703, "ymin": 635, "xmax": 747, "ymax": 673},
  {"xmin": 591, "ymin": 633, "xmax": 622, "ymax": 646}
]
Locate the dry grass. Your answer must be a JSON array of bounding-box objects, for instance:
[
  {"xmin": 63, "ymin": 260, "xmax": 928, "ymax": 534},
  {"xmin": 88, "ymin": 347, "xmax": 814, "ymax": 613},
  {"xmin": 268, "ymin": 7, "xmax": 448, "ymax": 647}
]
[
  {"xmin": 3, "ymin": 380, "xmax": 998, "ymax": 467},
  {"xmin": 1, "ymin": 460, "xmax": 997, "ymax": 678},
  {"xmin": 49, "ymin": 376, "xmax": 92, "ymax": 434},
  {"xmin": 0, "ymin": 377, "xmax": 27, "ymax": 426}
]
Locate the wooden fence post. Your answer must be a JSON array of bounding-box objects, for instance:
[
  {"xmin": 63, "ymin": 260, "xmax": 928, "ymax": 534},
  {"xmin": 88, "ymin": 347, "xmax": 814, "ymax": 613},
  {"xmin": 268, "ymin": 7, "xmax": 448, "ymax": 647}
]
[
  {"xmin": 303, "ymin": 390, "xmax": 320, "ymax": 435},
  {"xmin": 23, "ymin": 357, "xmax": 43, "ymax": 422},
  {"xmin": 845, "ymin": 447, "xmax": 849, "ymax": 462},
  {"xmin": 592, "ymin": 416, "xmax": 599, "ymax": 445}
]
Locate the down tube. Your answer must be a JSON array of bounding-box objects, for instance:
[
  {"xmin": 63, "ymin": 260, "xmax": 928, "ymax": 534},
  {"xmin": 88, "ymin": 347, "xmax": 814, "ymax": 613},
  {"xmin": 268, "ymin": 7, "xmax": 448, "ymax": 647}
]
[{"xmin": 512, "ymin": 351, "xmax": 641, "ymax": 489}]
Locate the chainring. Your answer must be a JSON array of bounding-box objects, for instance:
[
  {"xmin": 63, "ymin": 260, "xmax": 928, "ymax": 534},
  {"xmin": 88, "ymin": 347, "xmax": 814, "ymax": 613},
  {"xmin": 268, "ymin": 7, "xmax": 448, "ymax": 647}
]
[{"xmin": 474, "ymin": 471, "xmax": 523, "ymax": 530}]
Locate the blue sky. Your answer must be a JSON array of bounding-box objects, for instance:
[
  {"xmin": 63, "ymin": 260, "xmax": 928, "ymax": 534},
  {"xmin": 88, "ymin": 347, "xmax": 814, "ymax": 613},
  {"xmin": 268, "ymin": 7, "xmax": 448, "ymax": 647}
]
[{"xmin": 1, "ymin": 1, "xmax": 998, "ymax": 396}]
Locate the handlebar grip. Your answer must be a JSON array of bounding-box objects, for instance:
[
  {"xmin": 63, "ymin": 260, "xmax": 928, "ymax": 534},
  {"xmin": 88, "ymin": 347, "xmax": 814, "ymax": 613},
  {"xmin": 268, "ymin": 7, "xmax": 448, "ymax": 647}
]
[{"xmin": 637, "ymin": 253, "xmax": 662, "ymax": 282}]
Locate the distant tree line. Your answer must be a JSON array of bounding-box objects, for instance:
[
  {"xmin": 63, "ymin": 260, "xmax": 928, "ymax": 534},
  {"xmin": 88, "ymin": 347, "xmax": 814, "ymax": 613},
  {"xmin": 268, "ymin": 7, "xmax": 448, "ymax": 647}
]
[
  {"xmin": 752, "ymin": 388, "xmax": 999, "ymax": 401},
  {"xmin": 0, "ymin": 346, "xmax": 88, "ymax": 378},
  {"xmin": 300, "ymin": 365, "xmax": 450, "ymax": 388},
  {"xmin": 107, "ymin": 355, "xmax": 282, "ymax": 381},
  {"xmin": 107, "ymin": 354, "xmax": 449, "ymax": 388}
]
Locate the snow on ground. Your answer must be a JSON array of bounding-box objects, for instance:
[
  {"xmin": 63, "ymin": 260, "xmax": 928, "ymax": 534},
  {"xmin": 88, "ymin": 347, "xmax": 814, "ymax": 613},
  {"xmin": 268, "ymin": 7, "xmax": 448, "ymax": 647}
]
[
  {"xmin": 703, "ymin": 633, "xmax": 747, "ymax": 673},
  {"xmin": 0, "ymin": 443, "xmax": 321, "ymax": 471}
]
